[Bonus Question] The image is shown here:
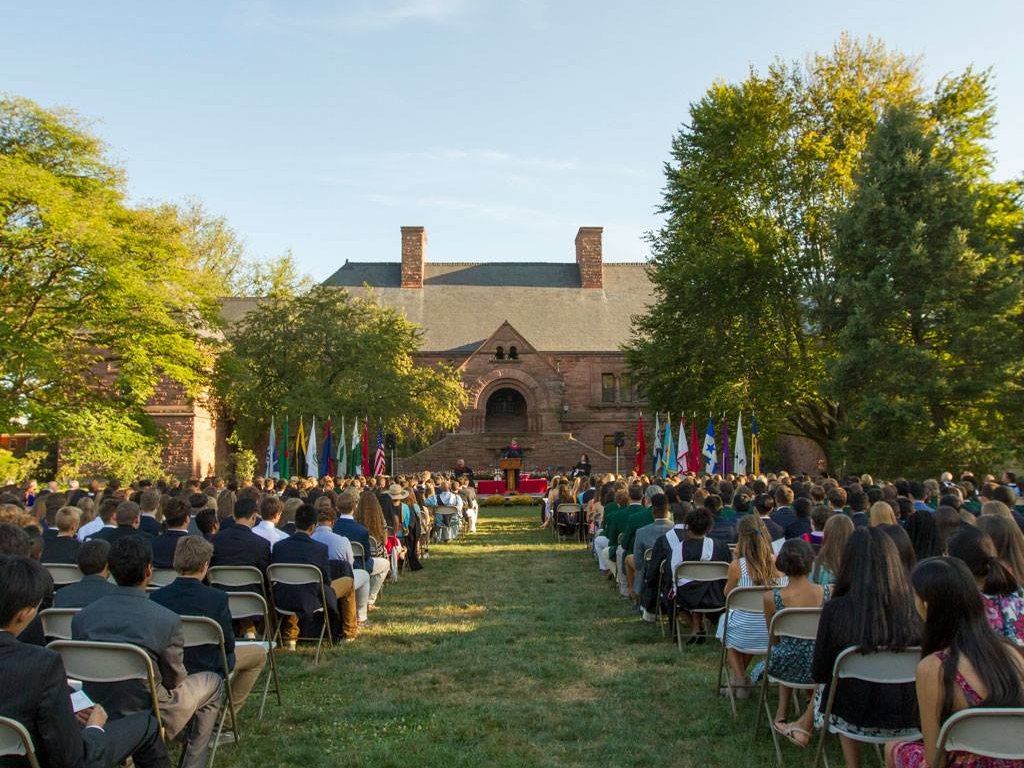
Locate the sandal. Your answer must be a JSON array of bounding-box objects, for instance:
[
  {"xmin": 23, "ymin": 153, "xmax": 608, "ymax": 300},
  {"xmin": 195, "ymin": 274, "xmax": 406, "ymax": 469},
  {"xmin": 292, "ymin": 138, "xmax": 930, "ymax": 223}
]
[{"xmin": 772, "ymin": 721, "xmax": 812, "ymax": 748}]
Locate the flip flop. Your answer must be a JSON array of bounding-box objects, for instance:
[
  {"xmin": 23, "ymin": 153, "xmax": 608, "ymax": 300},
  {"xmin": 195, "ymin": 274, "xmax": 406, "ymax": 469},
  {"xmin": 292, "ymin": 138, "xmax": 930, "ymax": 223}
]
[{"xmin": 773, "ymin": 721, "xmax": 812, "ymax": 748}]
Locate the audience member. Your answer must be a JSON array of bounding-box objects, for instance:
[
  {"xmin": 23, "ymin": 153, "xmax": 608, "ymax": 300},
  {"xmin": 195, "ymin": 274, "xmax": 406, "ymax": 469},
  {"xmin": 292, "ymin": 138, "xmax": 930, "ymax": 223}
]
[
  {"xmin": 41, "ymin": 506, "xmax": 82, "ymax": 564},
  {"xmin": 151, "ymin": 497, "xmax": 191, "ymax": 569},
  {"xmin": 54, "ymin": 540, "xmax": 117, "ymax": 608}
]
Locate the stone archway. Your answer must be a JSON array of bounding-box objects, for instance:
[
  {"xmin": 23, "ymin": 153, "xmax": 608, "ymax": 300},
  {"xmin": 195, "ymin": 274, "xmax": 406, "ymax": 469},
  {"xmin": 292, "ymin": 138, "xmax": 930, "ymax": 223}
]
[{"xmin": 484, "ymin": 387, "xmax": 528, "ymax": 433}]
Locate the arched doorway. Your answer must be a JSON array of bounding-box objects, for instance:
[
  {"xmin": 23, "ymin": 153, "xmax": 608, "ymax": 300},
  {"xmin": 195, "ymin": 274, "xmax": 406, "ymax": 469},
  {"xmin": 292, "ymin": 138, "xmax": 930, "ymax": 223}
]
[{"xmin": 485, "ymin": 387, "xmax": 528, "ymax": 433}]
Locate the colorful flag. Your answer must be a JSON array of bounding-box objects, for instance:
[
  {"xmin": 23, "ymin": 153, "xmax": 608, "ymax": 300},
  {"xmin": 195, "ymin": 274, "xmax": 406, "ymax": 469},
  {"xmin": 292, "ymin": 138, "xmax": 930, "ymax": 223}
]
[
  {"xmin": 350, "ymin": 417, "xmax": 360, "ymax": 477},
  {"xmin": 373, "ymin": 424, "xmax": 386, "ymax": 477},
  {"xmin": 360, "ymin": 421, "xmax": 370, "ymax": 477},
  {"xmin": 676, "ymin": 414, "xmax": 689, "ymax": 472},
  {"xmin": 689, "ymin": 417, "xmax": 700, "ymax": 474},
  {"xmin": 662, "ymin": 413, "xmax": 676, "ymax": 477},
  {"xmin": 721, "ymin": 414, "xmax": 731, "ymax": 475},
  {"xmin": 701, "ymin": 415, "xmax": 717, "ymax": 474},
  {"xmin": 633, "ymin": 414, "xmax": 646, "ymax": 475},
  {"xmin": 320, "ymin": 418, "xmax": 333, "ymax": 477},
  {"xmin": 294, "ymin": 417, "xmax": 307, "ymax": 474},
  {"xmin": 652, "ymin": 412, "xmax": 663, "ymax": 476},
  {"xmin": 265, "ymin": 417, "xmax": 278, "ymax": 479},
  {"xmin": 337, "ymin": 416, "xmax": 346, "ymax": 477},
  {"xmin": 734, "ymin": 412, "xmax": 747, "ymax": 475},
  {"xmin": 306, "ymin": 416, "xmax": 318, "ymax": 478},
  {"xmin": 751, "ymin": 413, "xmax": 762, "ymax": 476},
  {"xmin": 282, "ymin": 415, "xmax": 290, "ymax": 478}
]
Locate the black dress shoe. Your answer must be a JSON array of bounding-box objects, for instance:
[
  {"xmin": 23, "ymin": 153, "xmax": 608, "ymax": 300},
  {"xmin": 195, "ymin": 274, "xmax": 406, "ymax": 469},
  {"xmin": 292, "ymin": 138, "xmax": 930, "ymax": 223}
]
[{"xmin": 685, "ymin": 633, "xmax": 706, "ymax": 646}]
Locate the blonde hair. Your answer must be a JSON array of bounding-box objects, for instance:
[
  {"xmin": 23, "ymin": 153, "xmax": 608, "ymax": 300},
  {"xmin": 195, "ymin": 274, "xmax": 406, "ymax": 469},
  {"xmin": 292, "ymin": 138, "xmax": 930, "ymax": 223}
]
[
  {"xmin": 868, "ymin": 501, "xmax": 897, "ymax": 527},
  {"xmin": 174, "ymin": 535, "xmax": 214, "ymax": 574},
  {"xmin": 55, "ymin": 506, "xmax": 81, "ymax": 532},
  {"xmin": 736, "ymin": 515, "xmax": 779, "ymax": 587},
  {"xmin": 981, "ymin": 501, "xmax": 1013, "ymax": 521}
]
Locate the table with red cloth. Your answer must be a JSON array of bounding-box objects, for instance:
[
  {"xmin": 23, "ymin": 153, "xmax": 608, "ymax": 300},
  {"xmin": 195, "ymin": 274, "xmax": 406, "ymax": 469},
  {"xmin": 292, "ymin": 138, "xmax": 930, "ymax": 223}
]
[
  {"xmin": 477, "ymin": 480, "xmax": 506, "ymax": 495},
  {"xmin": 475, "ymin": 479, "xmax": 549, "ymax": 495},
  {"xmin": 517, "ymin": 478, "xmax": 548, "ymax": 495}
]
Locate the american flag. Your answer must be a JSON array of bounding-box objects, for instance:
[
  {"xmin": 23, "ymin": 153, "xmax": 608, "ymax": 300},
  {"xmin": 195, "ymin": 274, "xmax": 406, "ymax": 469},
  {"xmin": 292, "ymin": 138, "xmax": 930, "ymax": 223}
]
[{"xmin": 373, "ymin": 424, "xmax": 386, "ymax": 476}]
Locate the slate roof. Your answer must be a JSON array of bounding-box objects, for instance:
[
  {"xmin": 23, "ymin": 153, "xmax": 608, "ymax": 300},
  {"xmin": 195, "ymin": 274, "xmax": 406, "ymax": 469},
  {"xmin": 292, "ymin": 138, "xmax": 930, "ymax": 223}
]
[{"xmin": 221, "ymin": 261, "xmax": 654, "ymax": 354}]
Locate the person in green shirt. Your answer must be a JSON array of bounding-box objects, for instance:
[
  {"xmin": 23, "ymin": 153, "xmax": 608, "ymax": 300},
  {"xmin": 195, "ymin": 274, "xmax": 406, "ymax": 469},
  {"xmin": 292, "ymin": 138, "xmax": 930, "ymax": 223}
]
[
  {"xmin": 621, "ymin": 488, "xmax": 658, "ymax": 599},
  {"xmin": 605, "ymin": 485, "xmax": 642, "ymax": 596},
  {"xmin": 593, "ymin": 486, "xmax": 627, "ymax": 576}
]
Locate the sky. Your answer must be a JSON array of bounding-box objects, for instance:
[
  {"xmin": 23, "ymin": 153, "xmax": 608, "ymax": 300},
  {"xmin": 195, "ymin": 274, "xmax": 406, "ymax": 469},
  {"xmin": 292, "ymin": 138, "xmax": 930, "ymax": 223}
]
[{"xmin": 3, "ymin": 0, "xmax": 1022, "ymax": 281}]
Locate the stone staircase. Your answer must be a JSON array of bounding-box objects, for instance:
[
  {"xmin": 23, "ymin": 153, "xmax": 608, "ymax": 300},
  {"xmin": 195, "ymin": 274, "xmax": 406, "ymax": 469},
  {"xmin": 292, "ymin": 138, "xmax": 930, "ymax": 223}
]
[{"xmin": 397, "ymin": 432, "xmax": 619, "ymax": 476}]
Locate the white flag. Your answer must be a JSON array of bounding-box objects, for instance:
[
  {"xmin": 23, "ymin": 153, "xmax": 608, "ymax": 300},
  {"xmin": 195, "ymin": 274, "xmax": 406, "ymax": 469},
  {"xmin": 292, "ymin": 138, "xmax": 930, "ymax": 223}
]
[
  {"xmin": 351, "ymin": 417, "xmax": 362, "ymax": 476},
  {"xmin": 734, "ymin": 412, "xmax": 747, "ymax": 475},
  {"xmin": 338, "ymin": 416, "xmax": 347, "ymax": 476},
  {"xmin": 652, "ymin": 412, "xmax": 663, "ymax": 476},
  {"xmin": 306, "ymin": 416, "xmax": 318, "ymax": 478},
  {"xmin": 265, "ymin": 417, "xmax": 278, "ymax": 479},
  {"xmin": 676, "ymin": 415, "xmax": 689, "ymax": 471}
]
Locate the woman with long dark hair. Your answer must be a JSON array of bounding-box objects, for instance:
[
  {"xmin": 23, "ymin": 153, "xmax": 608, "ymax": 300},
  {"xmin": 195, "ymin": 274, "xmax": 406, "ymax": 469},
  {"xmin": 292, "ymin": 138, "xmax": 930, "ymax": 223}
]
[
  {"xmin": 775, "ymin": 528, "xmax": 921, "ymax": 766},
  {"xmin": 887, "ymin": 557, "xmax": 1024, "ymax": 768},
  {"xmin": 948, "ymin": 527, "xmax": 1024, "ymax": 648},
  {"xmin": 977, "ymin": 515, "xmax": 1024, "ymax": 586},
  {"xmin": 812, "ymin": 514, "xmax": 853, "ymax": 585},
  {"xmin": 906, "ymin": 510, "xmax": 943, "ymax": 562}
]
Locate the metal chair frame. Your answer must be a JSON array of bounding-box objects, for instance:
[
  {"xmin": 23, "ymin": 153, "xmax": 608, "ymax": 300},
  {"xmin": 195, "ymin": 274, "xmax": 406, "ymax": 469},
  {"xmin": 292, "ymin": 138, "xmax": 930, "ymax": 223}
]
[
  {"xmin": 935, "ymin": 707, "xmax": 1024, "ymax": 763},
  {"xmin": 38, "ymin": 607, "xmax": 79, "ymax": 641},
  {"xmin": 42, "ymin": 562, "xmax": 83, "ymax": 588},
  {"xmin": 670, "ymin": 560, "xmax": 731, "ymax": 651},
  {"xmin": 267, "ymin": 563, "xmax": 334, "ymax": 666},
  {"xmin": 226, "ymin": 591, "xmax": 282, "ymax": 720},
  {"xmin": 180, "ymin": 615, "xmax": 240, "ymax": 767},
  {"xmin": 0, "ymin": 716, "xmax": 40, "ymax": 768},
  {"xmin": 716, "ymin": 585, "xmax": 773, "ymax": 716}
]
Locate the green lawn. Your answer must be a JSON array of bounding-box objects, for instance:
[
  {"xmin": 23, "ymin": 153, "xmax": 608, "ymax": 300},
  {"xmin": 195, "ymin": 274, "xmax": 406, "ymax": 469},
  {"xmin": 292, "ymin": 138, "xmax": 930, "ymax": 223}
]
[{"xmin": 215, "ymin": 506, "xmax": 829, "ymax": 767}]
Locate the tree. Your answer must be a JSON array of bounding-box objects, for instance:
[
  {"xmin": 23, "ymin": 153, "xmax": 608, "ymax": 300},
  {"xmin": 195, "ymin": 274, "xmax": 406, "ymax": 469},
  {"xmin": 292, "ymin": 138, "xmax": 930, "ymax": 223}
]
[
  {"xmin": 827, "ymin": 88, "xmax": 1024, "ymax": 475},
  {"xmin": 216, "ymin": 285, "xmax": 467, "ymax": 448},
  {"xmin": 628, "ymin": 36, "xmax": 922, "ymax": 459},
  {"xmin": 0, "ymin": 96, "xmax": 221, "ymax": 473}
]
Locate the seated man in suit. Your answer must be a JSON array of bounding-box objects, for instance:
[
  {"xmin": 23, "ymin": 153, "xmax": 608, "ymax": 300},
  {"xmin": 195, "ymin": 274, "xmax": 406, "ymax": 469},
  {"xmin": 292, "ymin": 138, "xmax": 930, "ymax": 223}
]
[
  {"xmin": 40, "ymin": 492, "xmax": 67, "ymax": 540},
  {"xmin": 41, "ymin": 505, "xmax": 83, "ymax": 564},
  {"xmin": 633, "ymin": 494, "xmax": 675, "ymax": 622},
  {"xmin": 137, "ymin": 489, "xmax": 162, "ymax": 537},
  {"xmin": 77, "ymin": 498, "xmax": 116, "ymax": 542},
  {"xmin": 151, "ymin": 497, "xmax": 191, "ymax": 569},
  {"xmin": 311, "ymin": 501, "xmax": 361, "ymax": 635},
  {"xmin": 151, "ymin": 536, "xmax": 267, "ymax": 717},
  {"xmin": 333, "ymin": 491, "xmax": 389, "ymax": 610},
  {"xmin": 72, "ymin": 536, "xmax": 223, "ymax": 768},
  {"xmin": 89, "ymin": 502, "xmax": 152, "ymax": 547},
  {"xmin": 211, "ymin": 497, "xmax": 271, "ymax": 591},
  {"xmin": 273, "ymin": 504, "xmax": 350, "ymax": 650},
  {"xmin": 54, "ymin": 539, "xmax": 117, "ymax": 609},
  {"xmin": 0, "ymin": 555, "xmax": 168, "ymax": 768},
  {"xmin": 252, "ymin": 496, "xmax": 289, "ymax": 549}
]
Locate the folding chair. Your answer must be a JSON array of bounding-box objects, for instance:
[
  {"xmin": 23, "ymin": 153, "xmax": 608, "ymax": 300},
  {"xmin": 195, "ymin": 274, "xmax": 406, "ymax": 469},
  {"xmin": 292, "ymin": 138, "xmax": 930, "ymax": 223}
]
[
  {"xmin": 716, "ymin": 586, "xmax": 772, "ymax": 716},
  {"xmin": 180, "ymin": 616, "xmax": 240, "ymax": 767},
  {"xmin": 753, "ymin": 607, "xmax": 823, "ymax": 766},
  {"xmin": 554, "ymin": 504, "xmax": 583, "ymax": 543},
  {"xmin": 226, "ymin": 591, "xmax": 282, "ymax": 720},
  {"xmin": 350, "ymin": 541, "xmax": 365, "ymax": 561},
  {"xmin": 433, "ymin": 506, "xmax": 460, "ymax": 542},
  {"xmin": 38, "ymin": 607, "xmax": 79, "ymax": 641},
  {"xmin": 0, "ymin": 716, "xmax": 40, "ymax": 768},
  {"xmin": 207, "ymin": 566, "xmax": 267, "ymax": 600},
  {"xmin": 48, "ymin": 640, "xmax": 165, "ymax": 741},
  {"xmin": 42, "ymin": 563, "xmax": 83, "ymax": 588},
  {"xmin": 671, "ymin": 561, "xmax": 731, "ymax": 651},
  {"xmin": 149, "ymin": 568, "xmax": 178, "ymax": 588},
  {"xmin": 647, "ymin": 550, "xmax": 670, "ymax": 638},
  {"xmin": 935, "ymin": 707, "xmax": 1024, "ymax": 764},
  {"xmin": 267, "ymin": 563, "xmax": 334, "ymax": 666},
  {"xmin": 813, "ymin": 646, "xmax": 922, "ymax": 768}
]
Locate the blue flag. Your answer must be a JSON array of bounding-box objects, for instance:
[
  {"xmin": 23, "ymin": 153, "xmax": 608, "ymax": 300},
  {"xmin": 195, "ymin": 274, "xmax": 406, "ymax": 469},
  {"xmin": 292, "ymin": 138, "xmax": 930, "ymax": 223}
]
[{"xmin": 701, "ymin": 416, "xmax": 717, "ymax": 474}]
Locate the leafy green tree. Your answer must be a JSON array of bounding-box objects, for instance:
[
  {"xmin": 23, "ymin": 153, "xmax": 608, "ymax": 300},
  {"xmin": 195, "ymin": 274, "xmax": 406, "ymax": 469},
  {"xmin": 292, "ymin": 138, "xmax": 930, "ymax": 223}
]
[
  {"xmin": 628, "ymin": 36, "xmax": 922, "ymax": 459},
  {"xmin": 216, "ymin": 285, "xmax": 468, "ymax": 448},
  {"xmin": 827, "ymin": 88, "xmax": 1023, "ymax": 475},
  {"xmin": 0, "ymin": 96, "xmax": 221, "ymax": 473}
]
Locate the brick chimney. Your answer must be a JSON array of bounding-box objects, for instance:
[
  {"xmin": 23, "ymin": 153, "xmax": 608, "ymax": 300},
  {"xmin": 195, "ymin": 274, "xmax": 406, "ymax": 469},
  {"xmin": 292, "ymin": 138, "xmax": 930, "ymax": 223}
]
[
  {"xmin": 401, "ymin": 226, "xmax": 426, "ymax": 288},
  {"xmin": 575, "ymin": 226, "xmax": 603, "ymax": 289}
]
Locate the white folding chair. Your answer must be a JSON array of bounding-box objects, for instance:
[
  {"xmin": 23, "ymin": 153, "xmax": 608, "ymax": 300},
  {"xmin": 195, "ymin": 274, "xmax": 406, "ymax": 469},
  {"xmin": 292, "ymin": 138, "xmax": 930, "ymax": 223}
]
[
  {"xmin": 0, "ymin": 716, "xmax": 40, "ymax": 768},
  {"xmin": 48, "ymin": 640, "xmax": 165, "ymax": 741},
  {"xmin": 716, "ymin": 585, "xmax": 772, "ymax": 716},
  {"xmin": 753, "ymin": 607, "xmax": 824, "ymax": 765},
  {"xmin": 267, "ymin": 563, "xmax": 333, "ymax": 666},
  {"xmin": 433, "ymin": 506, "xmax": 460, "ymax": 542},
  {"xmin": 148, "ymin": 568, "xmax": 178, "ymax": 588},
  {"xmin": 180, "ymin": 616, "xmax": 240, "ymax": 766},
  {"xmin": 671, "ymin": 560, "xmax": 731, "ymax": 651},
  {"xmin": 38, "ymin": 607, "xmax": 79, "ymax": 641},
  {"xmin": 207, "ymin": 566, "xmax": 267, "ymax": 600},
  {"xmin": 226, "ymin": 591, "xmax": 282, "ymax": 719},
  {"xmin": 813, "ymin": 646, "xmax": 922, "ymax": 768},
  {"xmin": 935, "ymin": 707, "xmax": 1024, "ymax": 763},
  {"xmin": 42, "ymin": 563, "xmax": 83, "ymax": 588},
  {"xmin": 554, "ymin": 504, "xmax": 583, "ymax": 543}
]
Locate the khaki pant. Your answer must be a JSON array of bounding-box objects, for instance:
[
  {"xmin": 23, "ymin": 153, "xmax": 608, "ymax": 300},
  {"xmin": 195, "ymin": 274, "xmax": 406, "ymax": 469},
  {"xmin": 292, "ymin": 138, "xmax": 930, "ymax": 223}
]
[
  {"xmin": 228, "ymin": 643, "xmax": 267, "ymax": 715},
  {"xmin": 281, "ymin": 575, "xmax": 356, "ymax": 641}
]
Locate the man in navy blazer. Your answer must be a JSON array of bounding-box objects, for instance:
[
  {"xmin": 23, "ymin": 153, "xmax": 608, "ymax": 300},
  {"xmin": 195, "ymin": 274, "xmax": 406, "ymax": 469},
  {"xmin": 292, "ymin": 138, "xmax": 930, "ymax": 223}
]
[
  {"xmin": 211, "ymin": 497, "xmax": 270, "ymax": 591},
  {"xmin": 150, "ymin": 535, "xmax": 266, "ymax": 716},
  {"xmin": 272, "ymin": 504, "xmax": 349, "ymax": 648},
  {"xmin": 0, "ymin": 556, "xmax": 168, "ymax": 768},
  {"xmin": 90, "ymin": 502, "xmax": 152, "ymax": 548},
  {"xmin": 151, "ymin": 497, "xmax": 191, "ymax": 569},
  {"xmin": 333, "ymin": 491, "xmax": 390, "ymax": 608},
  {"xmin": 138, "ymin": 489, "xmax": 163, "ymax": 537},
  {"xmin": 54, "ymin": 540, "xmax": 118, "ymax": 609}
]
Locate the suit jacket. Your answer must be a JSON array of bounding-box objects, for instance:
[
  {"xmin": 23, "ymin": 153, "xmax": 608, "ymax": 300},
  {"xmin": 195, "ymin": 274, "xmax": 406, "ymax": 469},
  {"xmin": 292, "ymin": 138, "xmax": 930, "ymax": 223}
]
[
  {"xmin": 271, "ymin": 532, "xmax": 337, "ymax": 618},
  {"xmin": 151, "ymin": 529, "xmax": 189, "ymax": 569},
  {"xmin": 89, "ymin": 525, "xmax": 152, "ymax": 548},
  {"xmin": 632, "ymin": 518, "xmax": 674, "ymax": 594},
  {"xmin": 71, "ymin": 586, "xmax": 186, "ymax": 716},
  {"xmin": 138, "ymin": 515, "xmax": 161, "ymax": 537},
  {"xmin": 41, "ymin": 535, "xmax": 81, "ymax": 565},
  {"xmin": 150, "ymin": 577, "xmax": 235, "ymax": 675},
  {"xmin": 53, "ymin": 574, "xmax": 117, "ymax": 609},
  {"xmin": 212, "ymin": 524, "xmax": 271, "ymax": 579},
  {"xmin": 708, "ymin": 516, "xmax": 738, "ymax": 545},
  {"xmin": 0, "ymin": 631, "xmax": 109, "ymax": 768},
  {"xmin": 332, "ymin": 516, "xmax": 373, "ymax": 571}
]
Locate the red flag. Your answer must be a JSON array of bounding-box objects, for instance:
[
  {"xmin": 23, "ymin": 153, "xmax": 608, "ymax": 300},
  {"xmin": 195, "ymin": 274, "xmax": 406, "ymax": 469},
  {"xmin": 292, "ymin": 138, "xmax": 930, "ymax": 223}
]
[
  {"xmin": 689, "ymin": 418, "xmax": 700, "ymax": 473},
  {"xmin": 634, "ymin": 414, "xmax": 646, "ymax": 475},
  {"xmin": 361, "ymin": 422, "xmax": 371, "ymax": 477}
]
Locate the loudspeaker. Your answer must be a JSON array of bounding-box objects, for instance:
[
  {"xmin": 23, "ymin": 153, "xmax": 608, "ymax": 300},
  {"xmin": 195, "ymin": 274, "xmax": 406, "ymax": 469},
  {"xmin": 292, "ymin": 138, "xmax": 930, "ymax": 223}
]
[
  {"xmin": 613, "ymin": 431, "xmax": 626, "ymax": 448},
  {"xmin": 384, "ymin": 433, "xmax": 397, "ymax": 450}
]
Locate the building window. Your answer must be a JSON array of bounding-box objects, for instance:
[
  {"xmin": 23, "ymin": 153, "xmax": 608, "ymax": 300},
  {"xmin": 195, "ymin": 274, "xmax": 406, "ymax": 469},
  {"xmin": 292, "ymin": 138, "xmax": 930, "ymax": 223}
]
[
  {"xmin": 603, "ymin": 434, "xmax": 617, "ymax": 454},
  {"xmin": 508, "ymin": 345, "xmax": 518, "ymax": 360},
  {"xmin": 495, "ymin": 346, "xmax": 504, "ymax": 360},
  {"xmin": 601, "ymin": 373, "xmax": 616, "ymax": 403},
  {"xmin": 620, "ymin": 372, "xmax": 638, "ymax": 403}
]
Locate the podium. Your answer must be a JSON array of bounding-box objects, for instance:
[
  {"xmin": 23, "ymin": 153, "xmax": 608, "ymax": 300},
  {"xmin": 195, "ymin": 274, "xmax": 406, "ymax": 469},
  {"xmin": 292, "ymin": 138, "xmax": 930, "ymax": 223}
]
[{"xmin": 499, "ymin": 458, "xmax": 522, "ymax": 494}]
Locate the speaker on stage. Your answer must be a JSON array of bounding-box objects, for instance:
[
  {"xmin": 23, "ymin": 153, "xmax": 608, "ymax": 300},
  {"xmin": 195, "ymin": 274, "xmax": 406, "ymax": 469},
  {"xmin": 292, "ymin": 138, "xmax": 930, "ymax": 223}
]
[{"xmin": 613, "ymin": 431, "xmax": 626, "ymax": 448}]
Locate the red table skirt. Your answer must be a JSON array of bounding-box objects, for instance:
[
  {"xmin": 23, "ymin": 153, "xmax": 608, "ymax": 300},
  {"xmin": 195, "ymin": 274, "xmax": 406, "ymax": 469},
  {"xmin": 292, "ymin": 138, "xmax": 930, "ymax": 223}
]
[{"xmin": 476, "ymin": 479, "xmax": 549, "ymax": 495}]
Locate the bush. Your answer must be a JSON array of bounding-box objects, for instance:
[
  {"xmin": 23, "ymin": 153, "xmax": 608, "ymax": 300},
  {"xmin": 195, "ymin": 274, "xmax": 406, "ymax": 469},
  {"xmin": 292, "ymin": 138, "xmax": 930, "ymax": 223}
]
[{"xmin": 481, "ymin": 495, "xmax": 507, "ymax": 507}]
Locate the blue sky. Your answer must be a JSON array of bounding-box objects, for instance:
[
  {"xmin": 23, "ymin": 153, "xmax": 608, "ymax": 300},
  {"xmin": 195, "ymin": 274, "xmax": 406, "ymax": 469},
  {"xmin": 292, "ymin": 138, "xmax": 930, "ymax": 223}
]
[{"xmin": 3, "ymin": 0, "xmax": 1022, "ymax": 280}]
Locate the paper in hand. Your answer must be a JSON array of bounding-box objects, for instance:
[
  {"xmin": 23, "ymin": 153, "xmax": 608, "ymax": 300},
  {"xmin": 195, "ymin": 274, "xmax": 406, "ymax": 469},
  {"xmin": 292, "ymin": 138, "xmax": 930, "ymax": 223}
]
[{"xmin": 70, "ymin": 689, "xmax": 94, "ymax": 714}]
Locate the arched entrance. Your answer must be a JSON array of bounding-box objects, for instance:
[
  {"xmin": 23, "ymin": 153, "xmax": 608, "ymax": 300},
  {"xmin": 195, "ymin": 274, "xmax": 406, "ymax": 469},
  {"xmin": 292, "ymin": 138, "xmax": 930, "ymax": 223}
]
[{"xmin": 485, "ymin": 387, "xmax": 528, "ymax": 433}]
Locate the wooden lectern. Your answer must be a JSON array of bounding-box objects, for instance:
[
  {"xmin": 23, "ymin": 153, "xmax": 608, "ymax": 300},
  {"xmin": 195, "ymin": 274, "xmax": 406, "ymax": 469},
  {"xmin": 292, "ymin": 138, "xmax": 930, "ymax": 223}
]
[{"xmin": 499, "ymin": 458, "xmax": 522, "ymax": 494}]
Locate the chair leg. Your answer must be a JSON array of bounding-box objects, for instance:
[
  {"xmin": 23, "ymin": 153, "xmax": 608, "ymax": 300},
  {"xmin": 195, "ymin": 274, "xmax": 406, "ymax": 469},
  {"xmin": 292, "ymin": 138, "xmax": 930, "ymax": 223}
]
[{"xmin": 812, "ymin": 725, "xmax": 828, "ymax": 768}]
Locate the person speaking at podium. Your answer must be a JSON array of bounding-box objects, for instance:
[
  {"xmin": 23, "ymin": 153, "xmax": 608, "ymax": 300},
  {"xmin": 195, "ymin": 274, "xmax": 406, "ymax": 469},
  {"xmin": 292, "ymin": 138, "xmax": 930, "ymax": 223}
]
[
  {"xmin": 571, "ymin": 454, "xmax": 592, "ymax": 479},
  {"xmin": 501, "ymin": 439, "xmax": 524, "ymax": 459},
  {"xmin": 500, "ymin": 439, "xmax": 524, "ymax": 493}
]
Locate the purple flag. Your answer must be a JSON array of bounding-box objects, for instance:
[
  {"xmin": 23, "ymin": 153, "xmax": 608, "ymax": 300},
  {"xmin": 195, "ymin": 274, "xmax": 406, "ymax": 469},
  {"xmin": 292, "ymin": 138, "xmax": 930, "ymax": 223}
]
[{"xmin": 721, "ymin": 415, "xmax": 731, "ymax": 475}]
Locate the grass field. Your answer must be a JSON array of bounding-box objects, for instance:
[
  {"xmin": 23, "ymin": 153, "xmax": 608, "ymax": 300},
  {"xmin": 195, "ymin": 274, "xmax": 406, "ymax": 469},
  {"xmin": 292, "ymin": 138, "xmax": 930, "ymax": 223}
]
[{"xmin": 215, "ymin": 505, "xmax": 831, "ymax": 768}]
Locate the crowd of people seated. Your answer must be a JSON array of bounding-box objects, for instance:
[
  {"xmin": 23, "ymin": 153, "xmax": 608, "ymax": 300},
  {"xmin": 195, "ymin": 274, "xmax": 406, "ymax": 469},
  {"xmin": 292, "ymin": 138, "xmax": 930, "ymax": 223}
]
[
  {"xmin": 0, "ymin": 468, "xmax": 480, "ymax": 768},
  {"xmin": 583, "ymin": 469, "xmax": 1024, "ymax": 768}
]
